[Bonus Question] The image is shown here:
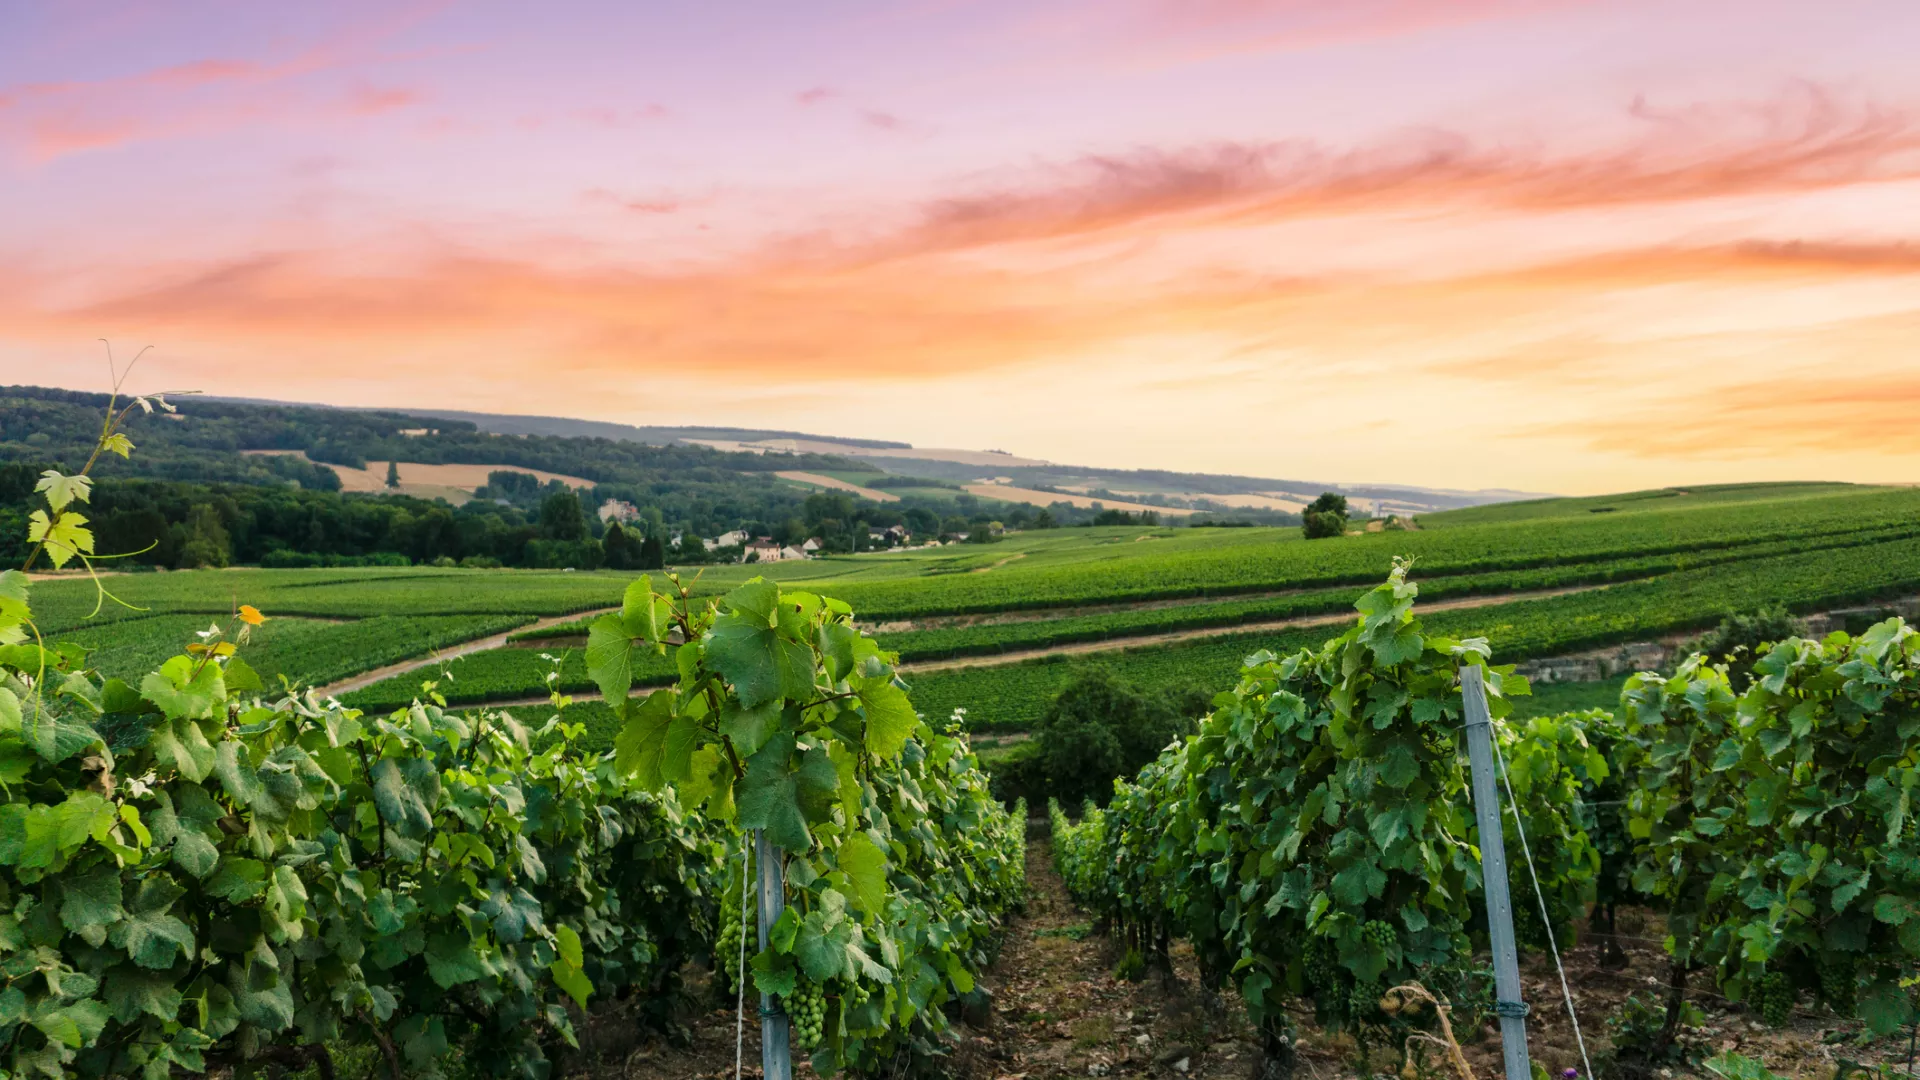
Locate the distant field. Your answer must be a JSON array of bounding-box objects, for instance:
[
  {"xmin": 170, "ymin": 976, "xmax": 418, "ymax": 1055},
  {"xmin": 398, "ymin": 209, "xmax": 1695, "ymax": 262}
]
[
  {"xmin": 241, "ymin": 449, "xmax": 592, "ymax": 502},
  {"xmin": 30, "ymin": 482, "xmax": 1920, "ymax": 739},
  {"xmin": 774, "ymin": 470, "xmax": 900, "ymax": 502},
  {"xmin": 1416, "ymin": 481, "xmax": 1872, "ymax": 528},
  {"xmin": 961, "ymin": 483, "xmax": 1192, "ymax": 516}
]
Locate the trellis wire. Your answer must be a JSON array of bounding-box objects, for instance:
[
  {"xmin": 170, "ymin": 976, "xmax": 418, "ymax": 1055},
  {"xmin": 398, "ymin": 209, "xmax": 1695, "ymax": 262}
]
[{"xmin": 1491, "ymin": 722, "xmax": 1598, "ymax": 1080}]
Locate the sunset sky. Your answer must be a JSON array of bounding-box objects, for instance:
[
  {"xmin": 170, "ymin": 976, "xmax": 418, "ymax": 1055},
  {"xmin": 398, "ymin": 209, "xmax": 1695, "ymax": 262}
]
[{"xmin": 5, "ymin": 1, "xmax": 1920, "ymax": 494}]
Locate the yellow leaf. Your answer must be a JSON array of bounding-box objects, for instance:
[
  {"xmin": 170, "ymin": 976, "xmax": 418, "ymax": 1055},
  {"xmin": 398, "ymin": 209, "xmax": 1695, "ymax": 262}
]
[
  {"xmin": 212, "ymin": 642, "xmax": 236, "ymax": 657},
  {"xmin": 237, "ymin": 604, "xmax": 266, "ymax": 626},
  {"xmin": 27, "ymin": 510, "xmax": 93, "ymax": 570}
]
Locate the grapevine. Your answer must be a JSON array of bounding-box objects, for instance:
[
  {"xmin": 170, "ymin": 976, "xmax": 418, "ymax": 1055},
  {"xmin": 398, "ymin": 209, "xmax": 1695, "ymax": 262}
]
[{"xmin": 589, "ymin": 573, "xmax": 1025, "ymax": 1072}]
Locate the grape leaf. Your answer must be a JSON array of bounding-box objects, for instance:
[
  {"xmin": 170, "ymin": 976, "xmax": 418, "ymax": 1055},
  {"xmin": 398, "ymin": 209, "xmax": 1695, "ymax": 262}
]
[
  {"xmin": 109, "ymin": 877, "xmax": 195, "ymax": 969},
  {"xmin": 34, "ymin": 471, "xmax": 93, "ymax": 513},
  {"xmin": 140, "ymin": 657, "xmax": 224, "ymax": 721},
  {"xmin": 613, "ymin": 691, "xmax": 676, "ymax": 788},
  {"xmin": 737, "ymin": 733, "xmax": 810, "ymax": 851},
  {"xmin": 837, "ymin": 833, "xmax": 888, "ymax": 919},
  {"xmin": 585, "ymin": 614, "xmax": 635, "ymax": 701},
  {"xmin": 27, "ymin": 510, "xmax": 94, "ymax": 569},
  {"xmin": 856, "ymin": 677, "xmax": 916, "ymax": 759}
]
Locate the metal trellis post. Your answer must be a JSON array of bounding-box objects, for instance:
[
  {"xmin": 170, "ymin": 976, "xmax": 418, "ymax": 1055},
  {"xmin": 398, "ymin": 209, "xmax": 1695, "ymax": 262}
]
[
  {"xmin": 1462, "ymin": 664, "xmax": 1533, "ymax": 1080},
  {"xmin": 754, "ymin": 829, "xmax": 794, "ymax": 1080}
]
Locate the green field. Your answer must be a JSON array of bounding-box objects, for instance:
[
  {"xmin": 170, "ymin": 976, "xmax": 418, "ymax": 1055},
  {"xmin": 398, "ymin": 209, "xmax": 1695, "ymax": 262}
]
[{"xmin": 30, "ymin": 482, "xmax": 1920, "ymax": 746}]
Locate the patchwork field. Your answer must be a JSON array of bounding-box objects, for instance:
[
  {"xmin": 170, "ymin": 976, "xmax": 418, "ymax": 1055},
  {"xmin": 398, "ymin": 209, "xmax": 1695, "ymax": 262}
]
[
  {"xmin": 242, "ymin": 449, "xmax": 594, "ymax": 501},
  {"xmin": 27, "ymin": 481, "xmax": 1920, "ymax": 750}
]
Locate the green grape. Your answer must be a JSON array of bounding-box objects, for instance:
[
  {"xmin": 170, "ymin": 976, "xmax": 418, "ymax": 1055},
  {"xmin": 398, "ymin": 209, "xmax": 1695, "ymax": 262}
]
[
  {"xmin": 786, "ymin": 981, "xmax": 828, "ymax": 1050},
  {"xmin": 1817, "ymin": 955, "xmax": 1856, "ymax": 1015},
  {"xmin": 1755, "ymin": 972, "xmax": 1792, "ymax": 1027},
  {"xmin": 1363, "ymin": 920, "xmax": 1397, "ymax": 951},
  {"xmin": 714, "ymin": 868, "xmax": 757, "ymax": 992},
  {"xmin": 1348, "ymin": 979, "xmax": 1384, "ymax": 1024},
  {"xmin": 1301, "ymin": 936, "xmax": 1338, "ymax": 992}
]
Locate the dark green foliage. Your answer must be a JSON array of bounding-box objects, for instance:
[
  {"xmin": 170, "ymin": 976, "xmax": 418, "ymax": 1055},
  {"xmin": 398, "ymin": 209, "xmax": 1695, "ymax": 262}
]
[
  {"xmin": 1682, "ymin": 607, "xmax": 1805, "ymax": 690},
  {"xmin": 1606, "ymin": 992, "xmax": 1708, "ymax": 1068},
  {"xmin": 539, "ymin": 490, "xmax": 587, "ymax": 541},
  {"xmin": 1302, "ymin": 509, "xmax": 1347, "ymax": 539},
  {"xmin": 988, "ymin": 669, "xmax": 1203, "ymax": 807},
  {"xmin": 1305, "ymin": 492, "xmax": 1350, "ymax": 518}
]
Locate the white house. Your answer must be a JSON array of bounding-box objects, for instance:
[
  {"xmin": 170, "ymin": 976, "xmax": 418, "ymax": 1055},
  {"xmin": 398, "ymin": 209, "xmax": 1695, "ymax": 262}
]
[
  {"xmin": 801, "ymin": 538, "xmax": 821, "ymax": 553},
  {"xmin": 704, "ymin": 529, "xmax": 748, "ymax": 551},
  {"xmin": 597, "ymin": 499, "xmax": 639, "ymax": 524}
]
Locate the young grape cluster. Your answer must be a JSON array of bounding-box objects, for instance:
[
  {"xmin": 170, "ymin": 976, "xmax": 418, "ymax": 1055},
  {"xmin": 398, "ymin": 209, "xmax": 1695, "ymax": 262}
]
[
  {"xmin": 1754, "ymin": 971, "xmax": 1793, "ymax": 1027},
  {"xmin": 1817, "ymin": 954, "xmax": 1856, "ymax": 1014},
  {"xmin": 1363, "ymin": 919, "xmax": 1397, "ymax": 953},
  {"xmin": 788, "ymin": 981, "xmax": 828, "ymax": 1050},
  {"xmin": 1301, "ymin": 936, "xmax": 1340, "ymax": 992},
  {"xmin": 1347, "ymin": 978, "xmax": 1385, "ymax": 1023},
  {"xmin": 715, "ymin": 874, "xmax": 755, "ymax": 992}
]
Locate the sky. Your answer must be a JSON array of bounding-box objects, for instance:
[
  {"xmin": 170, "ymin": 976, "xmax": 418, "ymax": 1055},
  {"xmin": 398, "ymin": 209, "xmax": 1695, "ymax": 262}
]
[{"xmin": 4, "ymin": 1, "xmax": 1920, "ymax": 494}]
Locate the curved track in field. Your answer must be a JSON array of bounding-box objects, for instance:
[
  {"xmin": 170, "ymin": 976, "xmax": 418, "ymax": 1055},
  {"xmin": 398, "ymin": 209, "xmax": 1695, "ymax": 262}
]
[
  {"xmin": 423, "ymin": 584, "xmax": 1603, "ymax": 710},
  {"xmin": 314, "ymin": 606, "xmax": 619, "ymax": 699}
]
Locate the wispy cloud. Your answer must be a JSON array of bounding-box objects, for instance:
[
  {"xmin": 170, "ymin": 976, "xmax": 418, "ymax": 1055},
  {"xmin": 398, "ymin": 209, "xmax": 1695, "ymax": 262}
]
[
  {"xmin": 1133, "ymin": 0, "xmax": 1595, "ymax": 51},
  {"xmin": 0, "ymin": 6, "xmax": 442, "ymax": 159},
  {"xmin": 889, "ymin": 84, "xmax": 1920, "ymax": 255}
]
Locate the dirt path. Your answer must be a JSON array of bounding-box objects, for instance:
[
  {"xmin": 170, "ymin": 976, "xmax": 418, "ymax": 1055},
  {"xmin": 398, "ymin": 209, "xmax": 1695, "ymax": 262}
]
[
  {"xmin": 959, "ymin": 830, "xmax": 1260, "ymax": 1079},
  {"xmin": 900, "ymin": 585, "xmax": 1598, "ymax": 674},
  {"xmin": 313, "ymin": 606, "xmax": 619, "ymax": 699},
  {"xmin": 970, "ymin": 553, "xmax": 1028, "ymax": 573}
]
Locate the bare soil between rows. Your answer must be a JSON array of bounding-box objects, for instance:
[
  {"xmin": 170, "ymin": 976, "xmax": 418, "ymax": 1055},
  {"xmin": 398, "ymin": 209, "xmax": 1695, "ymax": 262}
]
[{"xmin": 561, "ymin": 830, "xmax": 1907, "ymax": 1080}]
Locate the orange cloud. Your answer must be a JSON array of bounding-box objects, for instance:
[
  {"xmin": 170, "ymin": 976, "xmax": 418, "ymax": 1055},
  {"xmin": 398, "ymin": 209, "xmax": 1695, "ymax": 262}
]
[{"xmin": 891, "ymin": 84, "xmax": 1920, "ymax": 255}]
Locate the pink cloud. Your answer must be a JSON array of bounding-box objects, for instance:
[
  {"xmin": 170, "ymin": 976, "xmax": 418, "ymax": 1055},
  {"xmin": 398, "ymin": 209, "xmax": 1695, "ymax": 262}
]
[
  {"xmin": 862, "ymin": 110, "xmax": 907, "ymax": 131},
  {"xmin": 346, "ymin": 85, "xmax": 419, "ymax": 116},
  {"xmin": 0, "ymin": 6, "xmax": 444, "ymax": 160},
  {"xmin": 584, "ymin": 188, "xmax": 687, "ymax": 214},
  {"xmin": 575, "ymin": 104, "xmax": 670, "ymax": 127},
  {"xmin": 1131, "ymin": 0, "xmax": 1597, "ymax": 54},
  {"xmin": 795, "ymin": 86, "xmax": 838, "ymax": 106}
]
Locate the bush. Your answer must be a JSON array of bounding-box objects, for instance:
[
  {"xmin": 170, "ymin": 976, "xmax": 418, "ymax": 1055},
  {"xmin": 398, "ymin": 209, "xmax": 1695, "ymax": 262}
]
[
  {"xmin": 987, "ymin": 668, "xmax": 1202, "ymax": 807},
  {"xmin": 1301, "ymin": 509, "xmax": 1347, "ymax": 539},
  {"xmin": 1681, "ymin": 606, "xmax": 1805, "ymax": 690}
]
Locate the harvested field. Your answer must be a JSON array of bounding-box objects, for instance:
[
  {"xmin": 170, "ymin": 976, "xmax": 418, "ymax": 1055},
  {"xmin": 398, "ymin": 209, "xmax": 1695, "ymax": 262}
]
[{"xmin": 775, "ymin": 470, "xmax": 900, "ymax": 501}]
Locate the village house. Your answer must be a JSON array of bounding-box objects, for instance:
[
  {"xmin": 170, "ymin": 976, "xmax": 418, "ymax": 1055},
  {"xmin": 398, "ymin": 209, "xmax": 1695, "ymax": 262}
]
[
  {"xmin": 703, "ymin": 529, "xmax": 748, "ymax": 551},
  {"xmin": 596, "ymin": 499, "xmax": 639, "ymax": 524}
]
